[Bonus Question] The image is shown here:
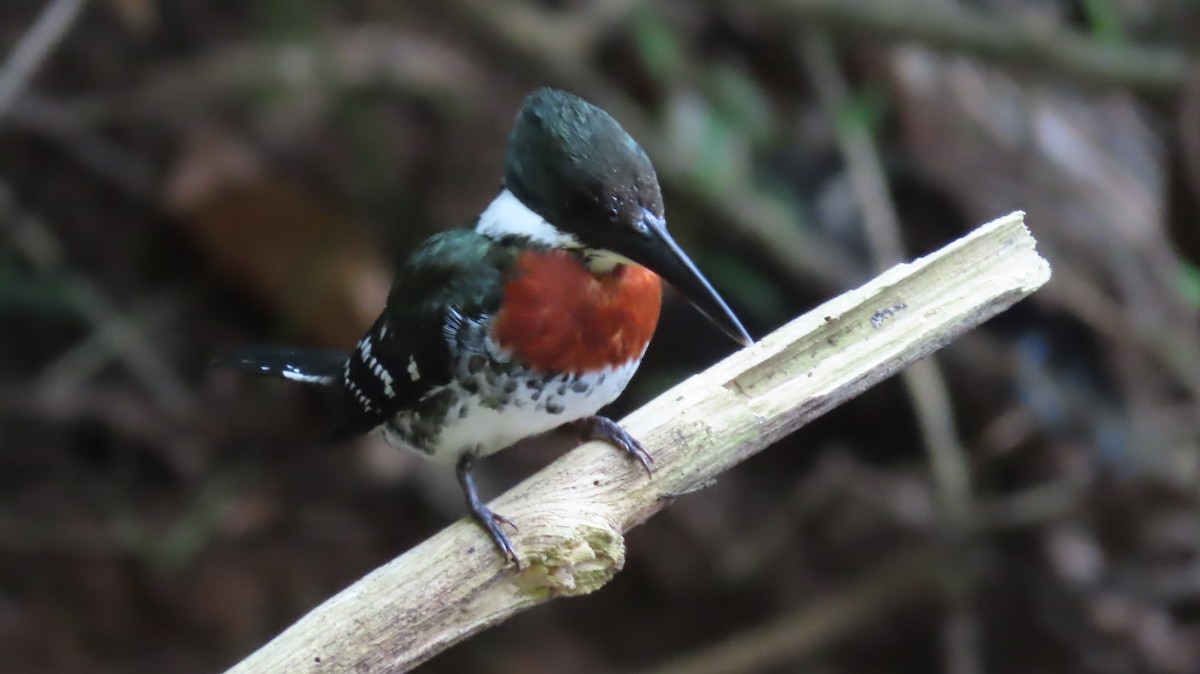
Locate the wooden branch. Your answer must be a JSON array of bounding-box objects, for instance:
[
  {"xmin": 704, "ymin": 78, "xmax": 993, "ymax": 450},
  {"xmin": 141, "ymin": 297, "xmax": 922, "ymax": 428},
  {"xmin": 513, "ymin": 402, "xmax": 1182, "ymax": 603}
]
[{"xmin": 226, "ymin": 212, "xmax": 1050, "ymax": 673}]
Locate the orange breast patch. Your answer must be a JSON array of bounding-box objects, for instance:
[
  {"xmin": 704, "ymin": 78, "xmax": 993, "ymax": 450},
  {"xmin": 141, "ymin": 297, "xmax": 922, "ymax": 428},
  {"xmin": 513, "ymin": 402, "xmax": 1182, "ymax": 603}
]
[{"xmin": 492, "ymin": 251, "xmax": 662, "ymax": 374}]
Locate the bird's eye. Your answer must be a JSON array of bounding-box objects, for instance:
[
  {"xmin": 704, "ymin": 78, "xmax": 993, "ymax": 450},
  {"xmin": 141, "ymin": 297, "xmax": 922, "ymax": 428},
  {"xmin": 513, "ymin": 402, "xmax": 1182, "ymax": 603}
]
[{"xmin": 631, "ymin": 218, "xmax": 651, "ymax": 237}]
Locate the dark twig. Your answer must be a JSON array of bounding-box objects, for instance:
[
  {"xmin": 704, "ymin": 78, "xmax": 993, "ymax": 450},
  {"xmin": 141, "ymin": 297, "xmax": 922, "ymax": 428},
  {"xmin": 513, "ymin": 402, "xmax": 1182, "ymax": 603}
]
[
  {"xmin": 0, "ymin": 182, "xmax": 198, "ymax": 417},
  {"xmin": 642, "ymin": 548, "xmax": 953, "ymax": 674},
  {"xmin": 0, "ymin": 0, "xmax": 89, "ymax": 120},
  {"xmin": 722, "ymin": 0, "xmax": 1188, "ymax": 95}
]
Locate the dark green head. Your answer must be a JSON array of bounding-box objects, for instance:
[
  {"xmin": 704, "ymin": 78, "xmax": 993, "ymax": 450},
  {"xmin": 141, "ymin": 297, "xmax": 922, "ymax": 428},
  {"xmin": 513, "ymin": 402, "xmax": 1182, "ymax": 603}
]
[
  {"xmin": 497, "ymin": 88, "xmax": 752, "ymax": 347},
  {"xmin": 504, "ymin": 87, "xmax": 663, "ymax": 244}
]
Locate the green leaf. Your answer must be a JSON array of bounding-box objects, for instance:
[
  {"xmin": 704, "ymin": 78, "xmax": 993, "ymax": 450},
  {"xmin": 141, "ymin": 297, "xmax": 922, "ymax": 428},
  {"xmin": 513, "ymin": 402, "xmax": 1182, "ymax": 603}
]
[
  {"xmin": 703, "ymin": 64, "xmax": 774, "ymax": 148},
  {"xmin": 1177, "ymin": 261, "xmax": 1200, "ymax": 309},
  {"xmin": 836, "ymin": 82, "xmax": 888, "ymax": 137},
  {"xmin": 0, "ymin": 259, "xmax": 74, "ymax": 313},
  {"xmin": 668, "ymin": 95, "xmax": 745, "ymax": 195},
  {"xmin": 255, "ymin": 0, "xmax": 323, "ymax": 42},
  {"xmin": 631, "ymin": 7, "xmax": 685, "ymax": 85},
  {"xmin": 693, "ymin": 109, "xmax": 739, "ymax": 191},
  {"xmin": 1079, "ymin": 0, "xmax": 1126, "ymax": 44}
]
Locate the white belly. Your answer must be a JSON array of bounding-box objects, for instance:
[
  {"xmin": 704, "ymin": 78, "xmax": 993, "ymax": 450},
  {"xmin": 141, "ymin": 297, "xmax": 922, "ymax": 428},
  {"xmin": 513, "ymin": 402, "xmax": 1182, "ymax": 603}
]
[{"xmin": 379, "ymin": 357, "xmax": 643, "ymax": 465}]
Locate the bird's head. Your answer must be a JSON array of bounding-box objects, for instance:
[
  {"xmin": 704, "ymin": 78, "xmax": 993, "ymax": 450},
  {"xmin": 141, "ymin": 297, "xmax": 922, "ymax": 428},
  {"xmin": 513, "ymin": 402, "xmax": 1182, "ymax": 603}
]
[{"xmin": 484, "ymin": 87, "xmax": 751, "ymax": 347}]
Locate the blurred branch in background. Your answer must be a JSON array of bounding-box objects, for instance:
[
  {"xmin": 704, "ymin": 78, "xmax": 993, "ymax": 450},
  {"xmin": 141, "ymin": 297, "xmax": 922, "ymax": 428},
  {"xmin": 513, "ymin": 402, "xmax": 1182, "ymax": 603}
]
[
  {"xmin": 0, "ymin": 0, "xmax": 87, "ymax": 119},
  {"xmin": 0, "ymin": 181, "xmax": 197, "ymax": 417},
  {"xmin": 725, "ymin": 0, "xmax": 1188, "ymax": 94},
  {"xmin": 643, "ymin": 546, "xmax": 951, "ymax": 674},
  {"xmin": 58, "ymin": 26, "xmax": 489, "ymax": 126}
]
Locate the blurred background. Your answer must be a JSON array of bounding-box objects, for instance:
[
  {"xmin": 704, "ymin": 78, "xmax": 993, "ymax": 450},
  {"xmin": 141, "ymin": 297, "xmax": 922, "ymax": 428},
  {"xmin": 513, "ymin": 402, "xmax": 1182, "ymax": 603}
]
[{"xmin": 3, "ymin": 0, "xmax": 1200, "ymax": 672}]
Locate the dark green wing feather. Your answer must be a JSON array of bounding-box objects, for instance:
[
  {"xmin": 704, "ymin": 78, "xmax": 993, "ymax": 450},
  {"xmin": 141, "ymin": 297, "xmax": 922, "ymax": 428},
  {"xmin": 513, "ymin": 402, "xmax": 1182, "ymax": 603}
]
[{"xmin": 329, "ymin": 229, "xmax": 520, "ymax": 441}]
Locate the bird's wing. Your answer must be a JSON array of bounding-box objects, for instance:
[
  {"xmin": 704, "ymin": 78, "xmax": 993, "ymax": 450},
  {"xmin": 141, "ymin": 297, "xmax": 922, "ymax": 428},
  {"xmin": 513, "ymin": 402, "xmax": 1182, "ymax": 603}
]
[{"xmin": 328, "ymin": 229, "xmax": 520, "ymax": 441}]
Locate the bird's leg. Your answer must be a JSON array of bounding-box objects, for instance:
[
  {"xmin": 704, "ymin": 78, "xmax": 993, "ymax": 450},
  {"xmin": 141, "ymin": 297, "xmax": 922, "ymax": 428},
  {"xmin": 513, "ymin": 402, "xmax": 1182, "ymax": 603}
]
[
  {"xmin": 455, "ymin": 453, "xmax": 520, "ymax": 567},
  {"xmin": 572, "ymin": 415, "xmax": 654, "ymax": 476}
]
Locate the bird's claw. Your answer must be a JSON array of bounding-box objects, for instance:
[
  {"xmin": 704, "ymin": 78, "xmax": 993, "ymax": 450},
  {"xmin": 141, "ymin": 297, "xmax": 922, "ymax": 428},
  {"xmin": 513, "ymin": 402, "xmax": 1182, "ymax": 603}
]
[
  {"xmin": 457, "ymin": 454, "xmax": 522, "ymax": 567},
  {"xmin": 475, "ymin": 506, "xmax": 520, "ymax": 567},
  {"xmin": 574, "ymin": 415, "xmax": 655, "ymax": 476}
]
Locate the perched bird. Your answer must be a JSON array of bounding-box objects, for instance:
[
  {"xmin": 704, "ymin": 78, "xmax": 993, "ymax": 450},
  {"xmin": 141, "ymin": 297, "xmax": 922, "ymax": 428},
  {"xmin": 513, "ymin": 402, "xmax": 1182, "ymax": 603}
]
[{"xmin": 218, "ymin": 88, "xmax": 751, "ymax": 564}]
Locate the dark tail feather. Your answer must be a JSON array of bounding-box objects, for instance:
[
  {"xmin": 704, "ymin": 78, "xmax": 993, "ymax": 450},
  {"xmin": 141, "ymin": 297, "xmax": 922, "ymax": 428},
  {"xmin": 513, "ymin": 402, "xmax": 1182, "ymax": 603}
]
[{"xmin": 212, "ymin": 346, "xmax": 349, "ymax": 387}]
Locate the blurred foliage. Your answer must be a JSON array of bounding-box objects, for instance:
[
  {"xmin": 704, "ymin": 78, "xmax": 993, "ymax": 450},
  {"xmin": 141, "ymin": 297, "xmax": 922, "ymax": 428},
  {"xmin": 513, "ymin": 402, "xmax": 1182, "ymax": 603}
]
[
  {"xmin": 1079, "ymin": 0, "xmax": 1128, "ymax": 42},
  {"xmin": 1177, "ymin": 261, "xmax": 1200, "ymax": 309},
  {"xmin": 835, "ymin": 82, "xmax": 888, "ymax": 139},
  {"xmin": 631, "ymin": 5, "xmax": 685, "ymax": 86},
  {"xmin": 0, "ymin": 260, "xmax": 74, "ymax": 312}
]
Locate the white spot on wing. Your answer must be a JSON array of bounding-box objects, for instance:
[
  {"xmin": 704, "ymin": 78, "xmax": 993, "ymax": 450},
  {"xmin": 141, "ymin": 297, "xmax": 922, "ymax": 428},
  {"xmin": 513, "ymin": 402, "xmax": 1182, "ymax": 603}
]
[
  {"xmin": 354, "ymin": 334, "xmax": 398, "ymax": 398},
  {"xmin": 375, "ymin": 363, "xmax": 395, "ymax": 398},
  {"xmin": 344, "ymin": 343, "xmax": 377, "ymax": 411},
  {"xmin": 345, "ymin": 375, "xmax": 374, "ymax": 412},
  {"xmin": 443, "ymin": 307, "xmax": 463, "ymax": 343},
  {"xmin": 406, "ymin": 355, "xmax": 421, "ymax": 382}
]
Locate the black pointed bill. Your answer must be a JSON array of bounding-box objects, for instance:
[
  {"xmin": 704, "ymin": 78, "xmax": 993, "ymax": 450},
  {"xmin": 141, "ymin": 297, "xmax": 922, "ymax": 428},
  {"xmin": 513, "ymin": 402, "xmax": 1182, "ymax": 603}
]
[{"xmin": 625, "ymin": 211, "xmax": 753, "ymax": 348}]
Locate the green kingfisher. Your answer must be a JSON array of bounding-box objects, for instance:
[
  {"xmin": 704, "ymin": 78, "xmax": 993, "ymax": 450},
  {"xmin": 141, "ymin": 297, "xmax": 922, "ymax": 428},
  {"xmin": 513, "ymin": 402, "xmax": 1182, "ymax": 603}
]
[{"xmin": 217, "ymin": 88, "xmax": 752, "ymax": 565}]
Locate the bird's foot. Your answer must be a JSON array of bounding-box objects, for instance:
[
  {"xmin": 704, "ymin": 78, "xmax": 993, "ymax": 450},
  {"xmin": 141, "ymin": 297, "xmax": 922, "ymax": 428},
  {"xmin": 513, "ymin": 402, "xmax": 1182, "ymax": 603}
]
[
  {"xmin": 468, "ymin": 503, "xmax": 520, "ymax": 567},
  {"xmin": 573, "ymin": 415, "xmax": 654, "ymax": 476},
  {"xmin": 456, "ymin": 454, "xmax": 521, "ymax": 567}
]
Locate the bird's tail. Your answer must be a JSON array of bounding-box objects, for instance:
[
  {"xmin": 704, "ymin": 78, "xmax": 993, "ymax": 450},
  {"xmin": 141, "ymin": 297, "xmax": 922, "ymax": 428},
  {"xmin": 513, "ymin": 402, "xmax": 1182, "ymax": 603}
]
[{"xmin": 212, "ymin": 346, "xmax": 349, "ymax": 387}]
